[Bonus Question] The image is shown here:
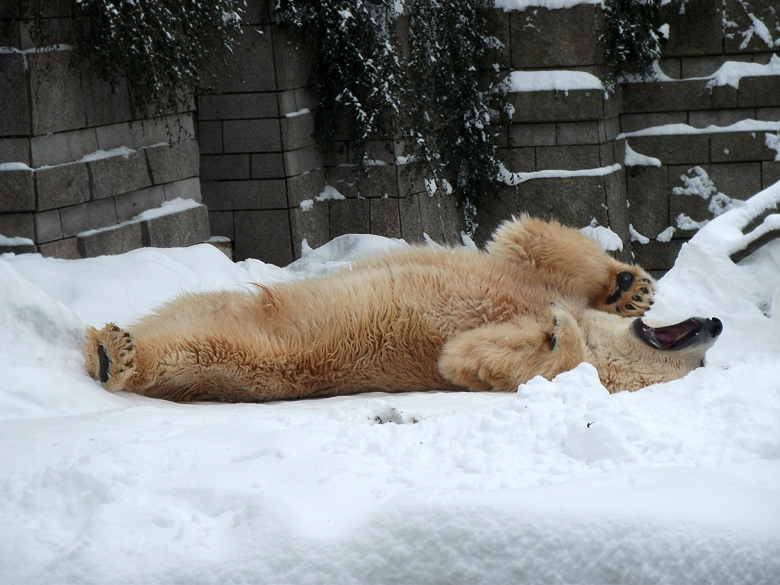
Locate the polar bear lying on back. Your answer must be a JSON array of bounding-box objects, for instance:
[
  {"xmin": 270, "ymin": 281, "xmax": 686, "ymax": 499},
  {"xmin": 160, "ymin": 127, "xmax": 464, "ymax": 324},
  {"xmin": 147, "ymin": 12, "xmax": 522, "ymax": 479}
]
[{"xmin": 84, "ymin": 215, "xmax": 722, "ymax": 402}]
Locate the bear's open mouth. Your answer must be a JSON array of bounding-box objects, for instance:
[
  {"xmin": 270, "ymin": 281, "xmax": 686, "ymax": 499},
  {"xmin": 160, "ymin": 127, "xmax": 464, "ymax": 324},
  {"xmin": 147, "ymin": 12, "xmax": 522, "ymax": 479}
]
[{"xmin": 632, "ymin": 318, "xmax": 719, "ymax": 351}]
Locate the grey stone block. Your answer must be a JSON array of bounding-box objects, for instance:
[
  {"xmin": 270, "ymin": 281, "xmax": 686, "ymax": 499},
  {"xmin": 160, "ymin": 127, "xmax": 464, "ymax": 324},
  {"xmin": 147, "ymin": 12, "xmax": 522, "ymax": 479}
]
[
  {"xmin": 34, "ymin": 209, "xmax": 63, "ymax": 243},
  {"xmin": 369, "ymin": 198, "xmax": 402, "ymax": 239},
  {"xmin": 251, "ymin": 153, "xmax": 286, "ymax": 179},
  {"xmin": 701, "ymin": 162, "xmax": 762, "ymax": 200},
  {"xmin": 710, "ymin": 132, "xmax": 776, "ymax": 163},
  {"xmin": 141, "ymin": 204, "xmax": 210, "ymax": 248},
  {"xmin": 604, "ymin": 167, "xmax": 629, "ymax": 243},
  {"xmin": 509, "ymin": 123, "xmax": 556, "ymax": 147},
  {"xmin": 510, "ymin": 5, "xmax": 599, "ymax": 69},
  {"xmin": 272, "ymin": 25, "xmax": 312, "ymax": 91},
  {"xmin": 208, "ymin": 210, "xmax": 234, "ymax": 240},
  {"xmin": 198, "ymin": 121, "xmax": 223, "ymax": 155},
  {"xmin": 198, "ymin": 92, "xmax": 279, "ymax": 120},
  {"xmin": 500, "ymin": 147, "xmax": 536, "ymax": 173},
  {"xmin": 419, "ymin": 192, "xmax": 462, "ymax": 246},
  {"xmin": 398, "ymin": 194, "xmax": 426, "ymax": 244},
  {"xmin": 163, "ymin": 177, "xmax": 202, "ymax": 203},
  {"xmin": 290, "ymin": 203, "xmax": 330, "ymax": 257},
  {"xmin": 508, "ymin": 90, "xmax": 604, "ymax": 124},
  {"xmin": 330, "ymin": 198, "xmax": 370, "ymax": 239},
  {"xmin": 89, "ymin": 148, "xmax": 152, "ymax": 199},
  {"xmin": 660, "ymin": 0, "xmax": 723, "ymax": 57},
  {"xmin": 202, "ymin": 178, "xmax": 287, "ymax": 210},
  {"xmin": 38, "ymin": 237, "xmax": 80, "ymax": 259},
  {"xmin": 356, "ymin": 166, "xmax": 399, "ymax": 199},
  {"xmin": 535, "ymin": 145, "xmax": 600, "ymax": 171},
  {"xmin": 738, "ymin": 76, "xmax": 780, "ymax": 109},
  {"xmin": 688, "ymin": 109, "xmax": 756, "ymax": 129},
  {"xmin": 233, "ymin": 209, "xmax": 293, "ymax": 264},
  {"xmin": 35, "ymin": 162, "xmax": 90, "ymax": 211},
  {"xmin": 622, "ymin": 81, "xmax": 714, "ymax": 114},
  {"xmin": 763, "ymin": 161, "xmax": 780, "ymax": 189},
  {"xmin": 60, "ymin": 198, "xmax": 118, "ymax": 238},
  {"xmin": 28, "ymin": 51, "xmax": 87, "ymax": 135},
  {"xmin": 626, "ymin": 165, "xmax": 670, "ymax": 237},
  {"xmin": 281, "ymin": 113, "xmax": 315, "ymax": 151},
  {"xmin": 0, "ymin": 138, "xmax": 30, "ymax": 166},
  {"xmin": 681, "ymin": 55, "xmax": 748, "ymax": 79},
  {"xmin": 517, "ymin": 175, "xmax": 609, "ymax": 228},
  {"xmin": 81, "ymin": 64, "xmax": 133, "ymax": 127},
  {"xmin": 200, "ymin": 154, "xmax": 250, "ymax": 180},
  {"xmin": 278, "ymin": 87, "xmax": 320, "ymax": 116},
  {"xmin": 286, "ymin": 168, "xmax": 325, "ymax": 207},
  {"xmin": 202, "ymin": 25, "xmax": 277, "ymax": 93},
  {"xmin": 142, "ymin": 114, "xmax": 195, "ymax": 145},
  {"xmin": 631, "ymin": 239, "xmax": 683, "ymax": 273},
  {"xmin": 145, "ymin": 140, "xmax": 199, "ymax": 185},
  {"xmin": 0, "ymin": 167, "xmax": 35, "ymax": 211},
  {"xmin": 281, "ymin": 146, "xmax": 321, "ymax": 178},
  {"xmin": 95, "ymin": 121, "xmax": 148, "ymax": 151},
  {"xmin": 723, "ymin": 0, "xmax": 779, "ymax": 53},
  {"xmin": 0, "ymin": 241, "xmax": 36, "ymax": 255},
  {"xmin": 757, "ymin": 107, "xmax": 780, "ymax": 122},
  {"xmin": 599, "ymin": 142, "xmax": 616, "ymax": 166},
  {"xmin": 626, "ymin": 134, "xmax": 711, "ymax": 165},
  {"xmin": 619, "ymin": 112, "xmax": 688, "ymax": 134},
  {"xmin": 77, "ymin": 222, "xmax": 144, "ymax": 258},
  {"xmin": 557, "ymin": 121, "xmax": 600, "ymax": 145},
  {"xmin": 223, "ymin": 119, "xmax": 282, "ymax": 153},
  {"xmin": 114, "ymin": 185, "xmax": 166, "ymax": 222},
  {"xmin": 30, "ymin": 128, "xmax": 98, "ymax": 167},
  {"xmin": 0, "ymin": 54, "xmax": 30, "ymax": 137},
  {"xmin": 0, "ymin": 212, "xmax": 34, "ymax": 239}
]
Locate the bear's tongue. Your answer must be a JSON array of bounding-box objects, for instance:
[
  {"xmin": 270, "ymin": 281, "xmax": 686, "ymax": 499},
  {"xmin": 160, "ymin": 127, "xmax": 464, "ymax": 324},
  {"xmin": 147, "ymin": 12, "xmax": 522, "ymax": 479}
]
[{"xmin": 634, "ymin": 318, "xmax": 704, "ymax": 351}]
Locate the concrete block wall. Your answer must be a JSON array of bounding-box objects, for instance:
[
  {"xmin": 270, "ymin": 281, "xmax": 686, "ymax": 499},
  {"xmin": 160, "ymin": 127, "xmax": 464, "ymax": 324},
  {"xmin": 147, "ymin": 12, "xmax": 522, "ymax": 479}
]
[
  {"xmin": 0, "ymin": 15, "xmax": 209, "ymax": 259},
  {"xmin": 617, "ymin": 0, "xmax": 780, "ymax": 273}
]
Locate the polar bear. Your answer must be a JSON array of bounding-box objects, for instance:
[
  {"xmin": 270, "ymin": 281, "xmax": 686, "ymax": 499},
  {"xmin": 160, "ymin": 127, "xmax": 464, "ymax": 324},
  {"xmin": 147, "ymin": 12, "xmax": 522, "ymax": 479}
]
[{"xmin": 84, "ymin": 215, "xmax": 721, "ymax": 402}]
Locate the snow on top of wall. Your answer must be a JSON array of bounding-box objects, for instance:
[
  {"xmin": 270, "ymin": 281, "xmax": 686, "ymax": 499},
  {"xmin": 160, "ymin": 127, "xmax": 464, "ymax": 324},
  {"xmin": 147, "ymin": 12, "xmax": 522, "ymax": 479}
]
[
  {"xmin": 0, "ymin": 44, "xmax": 73, "ymax": 69},
  {"xmin": 618, "ymin": 119, "xmax": 780, "ymax": 140},
  {"xmin": 499, "ymin": 162, "xmax": 620, "ymax": 186},
  {"xmin": 706, "ymin": 54, "xmax": 780, "ymax": 89},
  {"xmin": 78, "ymin": 198, "xmax": 201, "ymax": 238},
  {"xmin": 494, "ymin": 0, "xmax": 602, "ymax": 11},
  {"xmin": 505, "ymin": 70, "xmax": 604, "ymax": 93},
  {"xmin": 0, "ymin": 162, "xmax": 33, "ymax": 172}
]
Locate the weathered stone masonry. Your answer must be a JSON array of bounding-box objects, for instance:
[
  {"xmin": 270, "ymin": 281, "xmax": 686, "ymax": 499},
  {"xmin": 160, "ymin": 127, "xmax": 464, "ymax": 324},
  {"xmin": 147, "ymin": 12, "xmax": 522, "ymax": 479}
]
[{"xmin": 1, "ymin": 0, "xmax": 779, "ymax": 273}]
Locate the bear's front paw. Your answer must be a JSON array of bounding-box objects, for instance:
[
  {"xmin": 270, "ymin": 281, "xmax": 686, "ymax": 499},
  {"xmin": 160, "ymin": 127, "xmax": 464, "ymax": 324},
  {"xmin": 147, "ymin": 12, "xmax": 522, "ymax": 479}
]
[{"xmin": 601, "ymin": 266, "xmax": 656, "ymax": 317}]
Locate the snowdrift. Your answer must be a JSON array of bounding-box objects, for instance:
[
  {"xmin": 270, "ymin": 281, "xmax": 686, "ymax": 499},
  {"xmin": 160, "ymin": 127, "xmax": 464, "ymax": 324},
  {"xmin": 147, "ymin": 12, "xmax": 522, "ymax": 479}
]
[{"xmin": 2, "ymin": 184, "xmax": 780, "ymax": 584}]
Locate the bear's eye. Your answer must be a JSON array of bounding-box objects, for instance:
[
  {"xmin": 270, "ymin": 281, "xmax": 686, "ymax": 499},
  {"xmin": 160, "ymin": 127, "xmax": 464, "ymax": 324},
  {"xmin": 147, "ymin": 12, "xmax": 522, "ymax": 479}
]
[{"xmin": 549, "ymin": 334, "xmax": 557, "ymax": 350}]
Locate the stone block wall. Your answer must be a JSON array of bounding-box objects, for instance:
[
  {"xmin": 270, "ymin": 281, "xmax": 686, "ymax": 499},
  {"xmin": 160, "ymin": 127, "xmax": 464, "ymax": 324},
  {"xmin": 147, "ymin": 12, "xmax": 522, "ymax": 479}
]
[
  {"xmin": 0, "ymin": 13, "xmax": 209, "ymax": 259},
  {"xmin": 2, "ymin": 0, "xmax": 779, "ymax": 270}
]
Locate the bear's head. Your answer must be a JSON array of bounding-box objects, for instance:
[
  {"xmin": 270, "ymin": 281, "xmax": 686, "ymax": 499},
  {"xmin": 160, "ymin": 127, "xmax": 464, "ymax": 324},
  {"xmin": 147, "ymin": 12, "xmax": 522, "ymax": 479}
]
[{"xmin": 582, "ymin": 313, "xmax": 722, "ymax": 392}]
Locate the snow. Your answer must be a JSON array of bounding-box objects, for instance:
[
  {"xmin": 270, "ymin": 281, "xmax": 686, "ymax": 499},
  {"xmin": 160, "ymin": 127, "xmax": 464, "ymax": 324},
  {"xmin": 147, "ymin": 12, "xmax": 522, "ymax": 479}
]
[
  {"xmin": 499, "ymin": 162, "xmax": 620, "ymax": 186},
  {"xmin": 617, "ymin": 118, "xmax": 780, "ymax": 139},
  {"xmin": 0, "ymin": 235, "xmax": 34, "ymax": 246},
  {"xmin": 624, "ymin": 141, "xmax": 661, "ymax": 167},
  {"xmin": 494, "ymin": 0, "xmax": 602, "ymax": 11},
  {"xmin": 299, "ymin": 184, "xmax": 347, "ymax": 212},
  {"xmin": 580, "ymin": 220, "xmax": 623, "ymax": 252},
  {"xmin": 0, "ymin": 162, "xmax": 32, "ymax": 171},
  {"xmin": 505, "ymin": 69, "xmax": 604, "ymax": 92},
  {"xmin": 78, "ymin": 198, "xmax": 202, "ymax": 238},
  {"xmin": 3, "ymin": 183, "xmax": 780, "ymax": 583}
]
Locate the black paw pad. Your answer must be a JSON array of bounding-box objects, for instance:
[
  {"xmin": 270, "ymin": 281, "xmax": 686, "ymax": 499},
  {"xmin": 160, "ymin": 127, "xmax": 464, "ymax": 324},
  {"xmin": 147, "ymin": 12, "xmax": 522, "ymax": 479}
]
[
  {"xmin": 616, "ymin": 271, "xmax": 635, "ymax": 291},
  {"xmin": 98, "ymin": 343, "xmax": 110, "ymax": 384}
]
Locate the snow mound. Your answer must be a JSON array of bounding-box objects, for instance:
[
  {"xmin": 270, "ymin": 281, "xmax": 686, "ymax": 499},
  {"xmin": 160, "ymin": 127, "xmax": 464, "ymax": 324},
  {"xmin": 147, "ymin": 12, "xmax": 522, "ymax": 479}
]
[{"xmin": 2, "ymin": 184, "xmax": 780, "ymax": 583}]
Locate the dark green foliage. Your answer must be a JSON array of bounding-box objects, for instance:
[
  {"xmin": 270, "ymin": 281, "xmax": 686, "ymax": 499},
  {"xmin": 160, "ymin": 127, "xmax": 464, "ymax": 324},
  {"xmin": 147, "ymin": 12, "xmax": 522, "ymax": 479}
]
[
  {"xmin": 602, "ymin": 0, "xmax": 664, "ymax": 92},
  {"xmin": 2, "ymin": 0, "xmax": 246, "ymax": 116},
  {"xmin": 277, "ymin": 0, "xmax": 504, "ymax": 226}
]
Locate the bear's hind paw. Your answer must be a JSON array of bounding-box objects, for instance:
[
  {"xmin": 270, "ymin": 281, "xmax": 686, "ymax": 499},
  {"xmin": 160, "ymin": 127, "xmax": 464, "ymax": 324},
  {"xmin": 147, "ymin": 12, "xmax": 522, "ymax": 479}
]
[{"xmin": 84, "ymin": 323, "xmax": 136, "ymax": 392}]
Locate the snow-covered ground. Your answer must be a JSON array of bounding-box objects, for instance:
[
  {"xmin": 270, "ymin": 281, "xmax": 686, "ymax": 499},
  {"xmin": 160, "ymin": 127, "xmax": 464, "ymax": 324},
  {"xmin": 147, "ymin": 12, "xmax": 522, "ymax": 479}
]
[{"xmin": 2, "ymin": 183, "xmax": 780, "ymax": 584}]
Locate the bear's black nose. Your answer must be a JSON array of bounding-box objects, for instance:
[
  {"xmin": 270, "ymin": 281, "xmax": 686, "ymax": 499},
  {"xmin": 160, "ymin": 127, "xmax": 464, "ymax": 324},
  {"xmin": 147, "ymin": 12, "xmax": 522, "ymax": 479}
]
[{"xmin": 709, "ymin": 318, "xmax": 723, "ymax": 337}]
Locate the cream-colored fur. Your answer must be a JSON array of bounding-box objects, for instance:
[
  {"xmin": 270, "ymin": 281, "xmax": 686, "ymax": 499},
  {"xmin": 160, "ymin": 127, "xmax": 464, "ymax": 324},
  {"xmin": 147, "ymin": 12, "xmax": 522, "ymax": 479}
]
[{"xmin": 84, "ymin": 215, "xmax": 709, "ymax": 402}]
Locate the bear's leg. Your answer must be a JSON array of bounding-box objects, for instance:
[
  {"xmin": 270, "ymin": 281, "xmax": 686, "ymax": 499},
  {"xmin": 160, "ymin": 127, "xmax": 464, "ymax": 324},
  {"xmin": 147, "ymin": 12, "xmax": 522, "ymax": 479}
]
[
  {"xmin": 487, "ymin": 215, "xmax": 655, "ymax": 316},
  {"xmin": 438, "ymin": 304, "xmax": 586, "ymax": 391}
]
